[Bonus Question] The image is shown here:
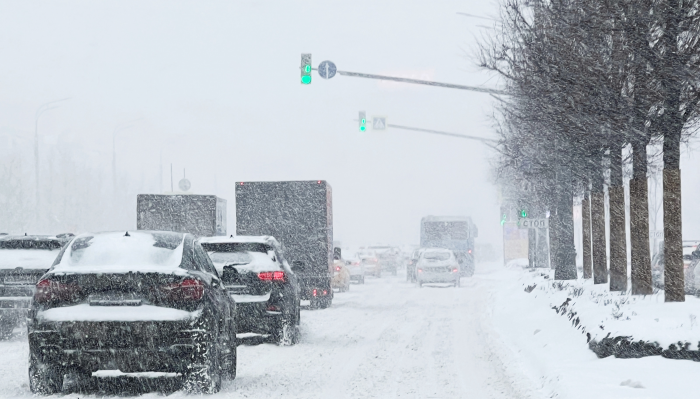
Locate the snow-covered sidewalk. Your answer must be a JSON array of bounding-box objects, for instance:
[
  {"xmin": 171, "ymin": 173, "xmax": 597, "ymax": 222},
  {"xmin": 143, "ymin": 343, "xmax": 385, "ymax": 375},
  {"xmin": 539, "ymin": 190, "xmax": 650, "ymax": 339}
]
[{"xmin": 488, "ymin": 261, "xmax": 700, "ymax": 398}]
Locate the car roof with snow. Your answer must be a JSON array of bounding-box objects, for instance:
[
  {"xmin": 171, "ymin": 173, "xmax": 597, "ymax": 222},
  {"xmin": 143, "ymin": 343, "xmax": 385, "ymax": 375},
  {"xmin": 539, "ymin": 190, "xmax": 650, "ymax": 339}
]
[
  {"xmin": 49, "ymin": 231, "xmax": 193, "ymax": 275},
  {"xmin": 0, "ymin": 235, "xmax": 73, "ymax": 270},
  {"xmin": 199, "ymin": 235, "xmax": 280, "ymax": 247}
]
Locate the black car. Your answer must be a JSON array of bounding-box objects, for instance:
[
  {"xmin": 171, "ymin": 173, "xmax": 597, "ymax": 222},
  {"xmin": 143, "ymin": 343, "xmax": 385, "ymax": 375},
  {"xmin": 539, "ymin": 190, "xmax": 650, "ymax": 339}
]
[
  {"xmin": 201, "ymin": 235, "xmax": 301, "ymax": 345},
  {"xmin": 27, "ymin": 231, "xmax": 236, "ymax": 395},
  {"xmin": 0, "ymin": 234, "xmax": 73, "ymax": 339}
]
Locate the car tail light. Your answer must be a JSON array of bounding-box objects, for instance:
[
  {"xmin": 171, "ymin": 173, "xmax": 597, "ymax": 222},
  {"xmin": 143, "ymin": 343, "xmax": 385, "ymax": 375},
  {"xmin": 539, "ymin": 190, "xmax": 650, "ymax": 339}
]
[
  {"xmin": 266, "ymin": 304, "xmax": 281, "ymax": 312},
  {"xmin": 313, "ymin": 289, "xmax": 317, "ymax": 296},
  {"xmin": 323, "ymin": 290, "xmax": 328, "ymax": 295},
  {"xmin": 163, "ymin": 278, "xmax": 204, "ymax": 301},
  {"xmin": 258, "ymin": 271, "xmax": 286, "ymax": 282},
  {"xmin": 34, "ymin": 279, "xmax": 80, "ymax": 304},
  {"xmin": 335, "ymin": 266, "xmax": 341, "ymax": 271},
  {"xmin": 468, "ymin": 249, "xmax": 472, "ymax": 254},
  {"xmin": 418, "ymin": 269, "xmax": 423, "ymax": 273},
  {"xmin": 453, "ymin": 268, "xmax": 459, "ymax": 273}
]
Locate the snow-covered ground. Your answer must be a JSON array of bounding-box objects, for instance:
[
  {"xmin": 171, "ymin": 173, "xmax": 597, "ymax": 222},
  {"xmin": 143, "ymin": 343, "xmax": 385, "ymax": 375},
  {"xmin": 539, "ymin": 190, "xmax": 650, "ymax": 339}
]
[{"xmin": 1, "ymin": 262, "xmax": 697, "ymax": 398}]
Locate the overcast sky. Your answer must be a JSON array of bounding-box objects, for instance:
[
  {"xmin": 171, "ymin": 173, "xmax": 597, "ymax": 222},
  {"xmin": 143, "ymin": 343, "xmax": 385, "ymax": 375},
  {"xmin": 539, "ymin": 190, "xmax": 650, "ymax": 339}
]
[{"xmin": 2, "ymin": 0, "xmax": 700, "ymax": 249}]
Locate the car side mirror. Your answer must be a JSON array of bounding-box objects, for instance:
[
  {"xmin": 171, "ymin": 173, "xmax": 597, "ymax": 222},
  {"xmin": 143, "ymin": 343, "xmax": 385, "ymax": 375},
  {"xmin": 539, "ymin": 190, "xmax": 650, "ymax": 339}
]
[{"xmin": 222, "ymin": 266, "xmax": 240, "ymax": 285}]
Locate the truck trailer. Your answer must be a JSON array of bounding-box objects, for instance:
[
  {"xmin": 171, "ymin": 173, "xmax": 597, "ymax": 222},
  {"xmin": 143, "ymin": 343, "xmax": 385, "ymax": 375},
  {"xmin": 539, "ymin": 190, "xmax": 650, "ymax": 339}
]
[
  {"xmin": 136, "ymin": 194, "xmax": 227, "ymax": 237},
  {"xmin": 235, "ymin": 180, "xmax": 333, "ymax": 308}
]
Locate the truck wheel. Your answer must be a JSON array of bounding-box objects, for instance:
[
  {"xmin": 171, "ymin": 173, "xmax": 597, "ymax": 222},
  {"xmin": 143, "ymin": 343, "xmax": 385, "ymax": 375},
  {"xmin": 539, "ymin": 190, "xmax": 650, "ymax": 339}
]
[{"xmin": 29, "ymin": 351, "xmax": 64, "ymax": 395}]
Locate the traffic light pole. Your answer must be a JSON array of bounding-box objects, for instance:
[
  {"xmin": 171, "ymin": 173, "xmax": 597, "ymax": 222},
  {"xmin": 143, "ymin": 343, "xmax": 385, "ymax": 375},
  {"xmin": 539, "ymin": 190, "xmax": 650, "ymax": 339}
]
[
  {"xmin": 314, "ymin": 68, "xmax": 504, "ymax": 95},
  {"xmin": 385, "ymin": 123, "xmax": 498, "ymax": 148}
]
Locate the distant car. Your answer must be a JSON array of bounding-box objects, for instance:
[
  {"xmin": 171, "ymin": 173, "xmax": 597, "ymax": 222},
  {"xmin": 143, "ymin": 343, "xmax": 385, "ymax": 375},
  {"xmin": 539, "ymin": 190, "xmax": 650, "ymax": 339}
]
[
  {"xmin": 368, "ymin": 245, "xmax": 400, "ymax": 276},
  {"xmin": 201, "ymin": 235, "xmax": 301, "ymax": 346},
  {"xmin": 415, "ymin": 248, "xmax": 460, "ymax": 288},
  {"xmin": 0, "ymin": 234, "xmax": 72, "ymax": 339},
  {"xmin": 357, "ymin": 250, "xmax": 380, "ymax": 278},
  {"xmin": 28, "ymin": 231, "xmax": 237, "ymax": 394},
  {"xmin": 345, "ymin": 256, "xmax": 365, "ymax": 284},
  {"xmin": 332, "ymin": 260, "xmax": 351, "ymax": 292}
]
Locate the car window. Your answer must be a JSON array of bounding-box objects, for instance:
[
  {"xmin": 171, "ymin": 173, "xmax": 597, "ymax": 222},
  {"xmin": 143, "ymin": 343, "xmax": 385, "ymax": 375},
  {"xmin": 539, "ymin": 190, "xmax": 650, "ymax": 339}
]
[{"xmin": 195, "ymin": 242, "xmax": 219, "ymax": 277}]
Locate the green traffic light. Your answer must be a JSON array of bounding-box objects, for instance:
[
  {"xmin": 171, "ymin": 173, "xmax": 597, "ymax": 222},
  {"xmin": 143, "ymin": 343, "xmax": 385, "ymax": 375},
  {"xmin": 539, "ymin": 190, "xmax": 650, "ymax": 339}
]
[
  {"xmin": 301, "ymin": 75, "xmax": 311, "ymax": 84},
  {"xmin": 304, "ymin": 65, "xmax": 311, "ymax": 73},
  {"xmin": 520, "ymin": 209, "xmax": 527, "ymax": 218},
  {"xmin": 360, "ymin": 126, "xmax": 366, "ymax": 131}
]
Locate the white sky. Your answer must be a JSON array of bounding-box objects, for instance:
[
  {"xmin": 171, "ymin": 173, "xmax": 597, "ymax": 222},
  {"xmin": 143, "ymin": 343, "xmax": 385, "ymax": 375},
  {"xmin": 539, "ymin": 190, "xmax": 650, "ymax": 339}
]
[{"xmin": 1, "ymin": 0, "xmax": 698, "ymax": 248}]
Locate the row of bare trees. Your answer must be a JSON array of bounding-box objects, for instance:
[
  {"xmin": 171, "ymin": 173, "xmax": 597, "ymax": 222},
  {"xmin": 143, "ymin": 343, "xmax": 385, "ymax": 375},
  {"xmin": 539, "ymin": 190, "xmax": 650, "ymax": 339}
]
[{"xmin": 479, "ymin": 0, "xmax": 700, "ymax": 301}]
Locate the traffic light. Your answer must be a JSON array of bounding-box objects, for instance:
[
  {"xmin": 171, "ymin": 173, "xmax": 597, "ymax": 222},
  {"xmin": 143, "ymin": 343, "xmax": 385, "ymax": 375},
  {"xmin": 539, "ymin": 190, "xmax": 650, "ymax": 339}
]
[
  {"xmin": 520, "ymin": 209, "xmax": 528, "ymax": 218},
  {"xmin": 500, "ymin": 213, "xmax": 507, "ymax": 226},
  {"xmin": 359, "ymin": 111, "xmax": 367, "ymax": 131},
  {"xmin": 300, "ymin": 54, "xmax": 312, "ymax": 85}
]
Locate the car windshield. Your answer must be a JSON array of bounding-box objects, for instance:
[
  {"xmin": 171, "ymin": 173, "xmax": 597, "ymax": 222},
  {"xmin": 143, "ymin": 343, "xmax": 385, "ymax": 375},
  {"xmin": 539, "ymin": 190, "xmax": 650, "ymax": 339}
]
[{"xmin": 423, "ymin": 252, "xmax": 451, "ymax": 261}]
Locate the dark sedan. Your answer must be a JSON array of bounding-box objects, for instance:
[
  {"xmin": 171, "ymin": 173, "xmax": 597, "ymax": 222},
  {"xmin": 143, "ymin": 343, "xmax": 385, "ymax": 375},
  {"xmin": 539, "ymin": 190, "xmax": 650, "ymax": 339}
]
[{"xmin": 27, "ymin": 231, "xmax": 236, "ymax": 394}]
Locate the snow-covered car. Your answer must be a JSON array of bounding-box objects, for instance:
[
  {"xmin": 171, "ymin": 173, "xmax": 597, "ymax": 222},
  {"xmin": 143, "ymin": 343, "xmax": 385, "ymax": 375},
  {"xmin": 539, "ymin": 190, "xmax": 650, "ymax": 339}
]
[
  {"xmin": 368, "ymin": 245, "xmax": 401, "ymax": 276},
  {"xmin": 332, "ymin": 260, "xmax": 351, "ymax": 292},
  {"xmin": 0, "ymin": 234, "xmax": 72, "ymax": 339},
  {"xmin": 415, "ymin": 248, "xmax": 461, "ymax": 288},
  {"xmin": 27, "ymin": 231, "xmax": 237, "ymax": 395},
  {"xmin": 201, "ymin": 235, "xmax": 301, "ymax": 345},
  {"xmin": 358, "ymin": 250, "xmax": 381, "ymax": 278},
  {"xmin": 345, "ymin": 256, "xmax": 365, "ymax": 284}
]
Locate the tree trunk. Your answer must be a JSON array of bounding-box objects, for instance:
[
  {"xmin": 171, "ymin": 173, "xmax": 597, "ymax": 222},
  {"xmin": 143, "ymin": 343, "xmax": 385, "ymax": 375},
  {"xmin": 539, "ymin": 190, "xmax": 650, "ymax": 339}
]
[
  {"xmin": 609, "ymin": 145, "xmax": 627, "ymax": 291},
  {"xmin": 554, "ymin": 165, "xmax": 577, "ymax": 280},
  {"xmin": 630, "ymin": 142, "xmax": 652, "ymax": 295},
  {"xmin": 549, "ymin": 205, "xmax": 559, "ymax": 270},
  {"xmin": 591, "ymin": 164, "xmax": 608, "ymax": 284},
  {"xmin": 582, "ymin": 187, "xmax": 593, "ymax": 279},
  {"xmin": 663, "ymin": 165, "xmax": 684, "ymax": 301}
]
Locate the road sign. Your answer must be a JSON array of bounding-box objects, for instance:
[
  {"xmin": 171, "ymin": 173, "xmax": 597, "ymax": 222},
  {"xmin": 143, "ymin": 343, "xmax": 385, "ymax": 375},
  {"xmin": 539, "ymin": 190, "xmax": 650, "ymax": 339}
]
[
  {"xmin": 372, "ymin": 116, "xmax": 387, "ymax": 130},
  {"xmin": 519, "ymin": 218, "xmax": 548, "ymax": 229},
  {"xmin": 318, "ymin": 61, "xmax": 337, "ymax": 79},
  {"xmin": 179, "ymin": 178, "xmax": 191, "ymax": 192}
]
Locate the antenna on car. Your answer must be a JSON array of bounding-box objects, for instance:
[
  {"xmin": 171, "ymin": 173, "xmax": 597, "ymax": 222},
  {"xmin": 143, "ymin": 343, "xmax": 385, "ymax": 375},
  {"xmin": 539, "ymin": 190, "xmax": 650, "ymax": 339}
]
[{"xmin": 125, "ymin": 231, "xmax": 131, "ymax": 237}]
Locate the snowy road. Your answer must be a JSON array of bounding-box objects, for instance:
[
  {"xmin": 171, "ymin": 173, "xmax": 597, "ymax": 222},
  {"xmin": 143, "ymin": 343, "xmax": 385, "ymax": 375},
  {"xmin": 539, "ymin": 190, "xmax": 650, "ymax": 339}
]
[{"xmin": 0, "ymin": 262, "xmax": 536, "ymax": 398}]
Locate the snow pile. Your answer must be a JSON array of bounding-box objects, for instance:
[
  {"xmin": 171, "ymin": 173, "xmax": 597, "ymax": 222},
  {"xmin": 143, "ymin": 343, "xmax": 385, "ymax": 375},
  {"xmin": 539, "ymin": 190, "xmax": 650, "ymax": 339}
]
[{"xmin": 513, "ymin": 265, "xmax": 700, "ymax": 359}]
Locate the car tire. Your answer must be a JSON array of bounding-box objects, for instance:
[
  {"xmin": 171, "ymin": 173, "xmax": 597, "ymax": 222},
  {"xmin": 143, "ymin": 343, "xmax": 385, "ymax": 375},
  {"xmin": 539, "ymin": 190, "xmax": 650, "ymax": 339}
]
[
  {"xmin": 320, "ymin": 296, "xmax": 332, "ymax": 309},
  {"xmin": 418, "ymin": 282, "xmax": 423, "ymax": 288},
  {"xmin": 309, "ymin": 296, "xmax": 321, "ymax": 309},
  {"xmin": 29, "ymin": 351, "xmax": 64, "ymax": 395},
  {"xmin": 273, "ymin": 314, "xmax": 297, "ymax": 346},
  {"xmin": 221, "ymin": 328, "xmax": 237, "ymax": 380},
  {"xmin": 183, "ymin": 324, "xmax": 222, "ymax": 394}
]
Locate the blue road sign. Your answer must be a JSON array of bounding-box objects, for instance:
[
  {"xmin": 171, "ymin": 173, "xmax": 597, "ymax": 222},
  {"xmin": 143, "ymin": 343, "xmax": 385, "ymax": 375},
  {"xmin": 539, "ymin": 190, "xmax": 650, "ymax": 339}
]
[{"xmin": 318, "ymin": 61, "xmax": 337, "ymax": 79}]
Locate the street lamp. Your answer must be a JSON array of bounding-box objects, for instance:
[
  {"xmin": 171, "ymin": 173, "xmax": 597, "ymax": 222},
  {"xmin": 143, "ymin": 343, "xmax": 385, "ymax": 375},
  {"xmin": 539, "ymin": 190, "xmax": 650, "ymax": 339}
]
[{"xmin": 34, "ymin": 98, "xmax": 69, "ymax": 231}]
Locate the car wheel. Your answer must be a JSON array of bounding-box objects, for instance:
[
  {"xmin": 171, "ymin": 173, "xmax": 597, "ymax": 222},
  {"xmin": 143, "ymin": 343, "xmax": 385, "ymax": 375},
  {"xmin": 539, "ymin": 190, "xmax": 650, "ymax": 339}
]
[
  {"xmin": 320, "ymin": 296, "xmax": 332, "ymax": 309},
  {"xmin": 221, "ymin": 328, "xmax": 237, "ymax": 380},
  {"xmin": 309, "ymin": 296, "xmax": 321, "ymax": 309},
  {"xmin": 273, "ymin": 314, "xmax": 297, "ymax": 346},
  {"xmin": 183, "ymin": 324, "xmax": 222, "ymax": 394},
  {"xmin": 29, "ymin": 350, "xmax": 64, "ymax": 395},
  {"xmin": 418, "ymin": 282, "xmax": 423, "ymax": 288}
]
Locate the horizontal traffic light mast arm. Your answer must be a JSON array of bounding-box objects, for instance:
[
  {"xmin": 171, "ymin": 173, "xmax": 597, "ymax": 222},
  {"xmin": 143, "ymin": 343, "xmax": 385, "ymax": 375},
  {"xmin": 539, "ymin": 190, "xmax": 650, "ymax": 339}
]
[
  {"xmin": 331, "ymin": 69, "xmax": 505, "ymax": 95},
  {"xmin": 387, "ymin": 123, "xmax": 499, "ymax": 146}
]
